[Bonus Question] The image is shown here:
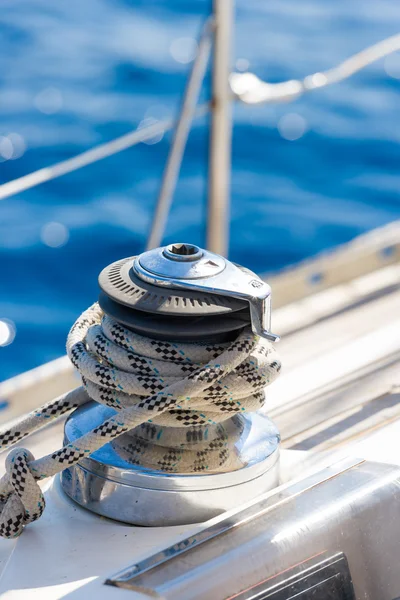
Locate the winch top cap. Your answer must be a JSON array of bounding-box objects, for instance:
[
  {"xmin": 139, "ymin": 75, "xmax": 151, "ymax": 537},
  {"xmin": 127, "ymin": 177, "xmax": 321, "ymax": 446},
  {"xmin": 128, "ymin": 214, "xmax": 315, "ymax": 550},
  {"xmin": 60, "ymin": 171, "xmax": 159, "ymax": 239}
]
[
  {"xmin": 135, "ymin": 243, "xmax": 226, "ymax": 281},
  {"xmin": 98, "ymin": 242, "xmax": 279, "ymax": 342},
  {"xmin": 163, "ymin": 243, "xmax": 203, "ymax": 261},
  {"xmin": 134, "ymin": 243, "xmax": 279, "ymax": 343}
]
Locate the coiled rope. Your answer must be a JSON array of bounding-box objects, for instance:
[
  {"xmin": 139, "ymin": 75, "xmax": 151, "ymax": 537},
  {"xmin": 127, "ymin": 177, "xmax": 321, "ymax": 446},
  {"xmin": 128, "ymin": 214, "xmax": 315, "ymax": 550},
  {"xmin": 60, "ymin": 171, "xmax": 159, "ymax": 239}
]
[{"xmin": 0, "ymin": 303, "xmax": 281, "ymax": 538}]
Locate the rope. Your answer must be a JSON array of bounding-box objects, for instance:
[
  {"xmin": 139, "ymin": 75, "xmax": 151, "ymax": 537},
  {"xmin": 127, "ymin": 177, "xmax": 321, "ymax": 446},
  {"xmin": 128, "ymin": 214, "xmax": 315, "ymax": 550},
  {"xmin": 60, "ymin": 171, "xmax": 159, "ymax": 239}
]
[
  {"xmin": 0, "ymin": 303, "xmax": 281, "ymax": 538},
  {"xmin": 231, "ymin": 32, "xmax": 400, "ymax": 105}
]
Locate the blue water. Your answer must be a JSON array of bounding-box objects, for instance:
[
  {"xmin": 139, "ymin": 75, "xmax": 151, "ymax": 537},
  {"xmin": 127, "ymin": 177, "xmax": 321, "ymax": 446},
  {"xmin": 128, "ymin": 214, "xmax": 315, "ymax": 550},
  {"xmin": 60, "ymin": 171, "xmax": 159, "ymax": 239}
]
[{"xmin": 1, "ymin": 0, "xmax": 400, "ymax": 381}]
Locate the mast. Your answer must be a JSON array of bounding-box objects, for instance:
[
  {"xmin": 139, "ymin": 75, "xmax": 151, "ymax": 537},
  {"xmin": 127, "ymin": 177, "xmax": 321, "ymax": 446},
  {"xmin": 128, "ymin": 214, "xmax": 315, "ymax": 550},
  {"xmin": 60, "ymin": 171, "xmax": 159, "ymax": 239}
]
[{"xmin": 207, "ymin": 0, "xmax": 234, "ymax": 257}]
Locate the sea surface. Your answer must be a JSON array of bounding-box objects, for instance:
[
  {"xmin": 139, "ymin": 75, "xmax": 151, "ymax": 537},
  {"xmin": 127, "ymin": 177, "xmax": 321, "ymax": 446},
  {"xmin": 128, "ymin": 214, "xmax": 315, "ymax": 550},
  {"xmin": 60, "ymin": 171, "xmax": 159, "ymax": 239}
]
[{"xmin": 0, "ymin": 0, "xmax": 400, "ymax": 381}]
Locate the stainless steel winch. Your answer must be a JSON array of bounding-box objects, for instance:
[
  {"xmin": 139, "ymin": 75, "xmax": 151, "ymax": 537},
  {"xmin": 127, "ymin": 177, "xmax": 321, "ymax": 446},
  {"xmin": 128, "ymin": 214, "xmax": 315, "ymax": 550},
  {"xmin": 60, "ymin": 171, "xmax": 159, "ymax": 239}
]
[{"xmin": 61, "ymin": 243, "xmax": 280, "ymax": 525}]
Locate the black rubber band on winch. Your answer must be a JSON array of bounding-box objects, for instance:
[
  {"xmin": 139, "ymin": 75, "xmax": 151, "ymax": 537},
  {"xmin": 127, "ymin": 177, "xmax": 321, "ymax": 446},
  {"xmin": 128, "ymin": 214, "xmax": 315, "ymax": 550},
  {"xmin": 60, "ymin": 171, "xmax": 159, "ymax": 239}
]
[{"xmin": 98, "ymin": 256, "xmax": 252, "ymax": 343}]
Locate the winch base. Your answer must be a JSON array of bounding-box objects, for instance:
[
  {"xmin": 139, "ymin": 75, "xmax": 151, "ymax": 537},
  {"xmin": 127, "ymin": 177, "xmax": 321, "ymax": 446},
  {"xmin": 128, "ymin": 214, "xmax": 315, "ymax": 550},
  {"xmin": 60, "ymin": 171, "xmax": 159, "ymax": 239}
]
[{"xmin": 60, "ymin": 402, "xmax": 280, "ymax": 526}]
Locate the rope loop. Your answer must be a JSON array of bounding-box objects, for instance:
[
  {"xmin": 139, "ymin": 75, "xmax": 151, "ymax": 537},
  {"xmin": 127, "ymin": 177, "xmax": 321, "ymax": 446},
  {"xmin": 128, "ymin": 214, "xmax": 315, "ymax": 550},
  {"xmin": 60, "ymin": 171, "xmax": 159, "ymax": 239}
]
[
  {"xmin": 0, "ymin": 448, "xmax": 45, "ymax": 539},
  {"xmin": 0, "ymin": 302, "xmax": 281, "ymax": 537}
]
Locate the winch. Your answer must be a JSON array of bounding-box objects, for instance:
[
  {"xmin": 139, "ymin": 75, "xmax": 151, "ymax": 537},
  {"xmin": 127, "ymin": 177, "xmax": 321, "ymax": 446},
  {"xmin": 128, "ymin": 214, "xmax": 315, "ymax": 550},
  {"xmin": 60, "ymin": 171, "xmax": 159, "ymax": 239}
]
[
  {"xmin": 60, "ymin": 242, "xmax": 281, "ymax": 526},
  {"xmin": 97, "ymin": 242, "xmax": 279, "ymax": 343}
]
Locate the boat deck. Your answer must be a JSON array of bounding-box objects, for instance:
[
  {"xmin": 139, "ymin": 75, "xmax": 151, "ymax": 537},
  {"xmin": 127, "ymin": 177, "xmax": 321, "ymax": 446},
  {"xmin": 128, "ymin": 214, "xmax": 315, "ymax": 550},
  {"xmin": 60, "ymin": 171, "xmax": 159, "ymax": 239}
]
[{"xmin": 0, "ymin": 223, "xmax": 399, "ymax": 599}]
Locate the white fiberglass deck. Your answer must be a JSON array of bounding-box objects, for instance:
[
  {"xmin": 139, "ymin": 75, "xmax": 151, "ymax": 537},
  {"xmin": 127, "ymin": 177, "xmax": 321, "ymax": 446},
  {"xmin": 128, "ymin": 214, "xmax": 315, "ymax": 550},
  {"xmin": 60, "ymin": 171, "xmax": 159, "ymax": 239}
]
[{"xmin": 0, "ymin": 223, "xmax": 399, "ymax": 599}]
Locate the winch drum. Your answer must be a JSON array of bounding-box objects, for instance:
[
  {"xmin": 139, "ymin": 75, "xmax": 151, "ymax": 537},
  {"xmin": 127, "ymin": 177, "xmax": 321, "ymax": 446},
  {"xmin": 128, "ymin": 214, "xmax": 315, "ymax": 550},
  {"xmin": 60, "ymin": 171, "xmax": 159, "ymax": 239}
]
[{"xmin": 61, "ymin": 242, "xmax": 281, "ymax": 525}]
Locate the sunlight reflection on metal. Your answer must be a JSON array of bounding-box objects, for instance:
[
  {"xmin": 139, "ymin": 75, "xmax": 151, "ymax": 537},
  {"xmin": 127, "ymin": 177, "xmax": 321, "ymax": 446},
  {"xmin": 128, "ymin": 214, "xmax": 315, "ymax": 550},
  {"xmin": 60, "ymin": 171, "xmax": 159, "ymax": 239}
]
[
  {"xmin": 230, "ymin": 72, "xmax": 303, "ymax": 104},
  {"xmin": 233, "ymin": 32, "xmax": 400, "ymax": 104},
  {"xmin": 271, "ymin": 470, "xmax": 398, "ymax": 545}
]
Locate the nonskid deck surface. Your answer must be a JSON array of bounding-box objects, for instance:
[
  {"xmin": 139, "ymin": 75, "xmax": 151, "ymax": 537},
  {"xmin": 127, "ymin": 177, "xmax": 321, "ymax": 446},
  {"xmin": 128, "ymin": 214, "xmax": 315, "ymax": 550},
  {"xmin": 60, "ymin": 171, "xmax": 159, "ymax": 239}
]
[{"xmin": 0, "ymin": 226, "xmax": 399, "ymax": 599}]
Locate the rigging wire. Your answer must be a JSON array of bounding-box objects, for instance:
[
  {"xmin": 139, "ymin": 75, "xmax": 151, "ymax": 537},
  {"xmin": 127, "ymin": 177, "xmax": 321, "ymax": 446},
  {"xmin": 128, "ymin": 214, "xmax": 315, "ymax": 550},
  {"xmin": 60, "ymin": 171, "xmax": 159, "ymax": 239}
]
[
  {"xmin": 230, "ymin": 32, "xmax": 400, "ymax": 104},
  {"xmin": 146, "ymin": 18, "xmax": 213, "ymax": 250},
  {"xmin": 0, "ymin": 104, "xmax": 209, "ymax": 202},
  {"xmin": 0, "ymin": 33, "xmax": 399, "ymax": 201}
]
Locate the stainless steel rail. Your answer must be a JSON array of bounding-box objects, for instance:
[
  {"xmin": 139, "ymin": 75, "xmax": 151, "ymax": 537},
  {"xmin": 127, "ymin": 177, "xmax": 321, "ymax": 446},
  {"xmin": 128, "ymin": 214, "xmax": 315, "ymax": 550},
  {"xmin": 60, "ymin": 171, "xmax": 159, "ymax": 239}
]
[
  {"xmin": 106, "ymin": 458, "xmax": 400, "ymax": 600},
  {"xmin": 231, "ymin": 33, "xmax": 400, "ymax": 105},
  {"xmin": 206, "ymin": 0, "xmax": 234, "ymax": 257},
  {"xmin": 146, "ymin": 19, "xmax": 214, "ymax": 250}
]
